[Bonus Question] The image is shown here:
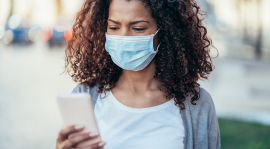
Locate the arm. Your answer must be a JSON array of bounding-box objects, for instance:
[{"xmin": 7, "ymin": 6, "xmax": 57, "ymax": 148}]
[
  {"xmin": 194, "ymin": 87, "xmax": 221, "ymax": 149},
  {"xmin": 207, "ymin": 100, "xmax": 221, "ymax": 149}
]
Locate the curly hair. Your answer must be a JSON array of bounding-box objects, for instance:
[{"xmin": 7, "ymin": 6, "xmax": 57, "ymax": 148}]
[{"xmin": 64, "ymin": 0, "xmax": 218, "ymax": 111}]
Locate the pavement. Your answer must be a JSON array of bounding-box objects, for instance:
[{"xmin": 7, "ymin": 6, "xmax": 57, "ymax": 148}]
[{"xmin": 0, "ymin": 41, "xmax": 76, "ymax": 149}]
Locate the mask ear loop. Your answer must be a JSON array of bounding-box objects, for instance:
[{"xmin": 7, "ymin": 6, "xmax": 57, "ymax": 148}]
[
  {"xmin": 152, "ymin": 26, "xmax": 162, "ymax": 53},
  {"xmin": 154, "ymin": 26, "xmax": 162, "ymax": 35}
]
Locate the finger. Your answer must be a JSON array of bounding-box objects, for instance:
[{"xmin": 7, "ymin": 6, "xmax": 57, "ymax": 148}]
[
  {"xmin": 62, "ymin": 132, "xmax": 100, "ymax": 149},
  {"xmin": 90, "ymin": 141, "xmax": 106, "ymax": 149},
  {"xmin": 74, "ymin": 141, "xmax": 106, "ymax": 149},
  {"xmin": 96, "ymin": 141, "xmax": 106, "ymax": 149},
  {"xmin": 57, "ymin": 124, "xmax": 85, "ymax": 141}
]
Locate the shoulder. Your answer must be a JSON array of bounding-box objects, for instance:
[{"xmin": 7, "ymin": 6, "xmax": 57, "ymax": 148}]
[
  {"xmin": 194, "ymin": 87, "xmax": 214, "ymax": 107},
  {"xmin": 185, "ymin": 87, "xmax": 216, "ymax": 115},
  {"xmin": 197, "ymin": 87, "xmax": 215, "ymax": 107},
  {"xmin": 71, "ymin": 84, "xmax": 87, "ymax": 93},
  {"xmin": 71, "ymin": 84, "xmax": 97, "ymax": 93},
  {"xmin": 71, "ymin": 84, "xmax": 100, "ymax": 106}
]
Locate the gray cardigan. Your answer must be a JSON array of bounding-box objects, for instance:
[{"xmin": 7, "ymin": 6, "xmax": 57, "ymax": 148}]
[{"xmin": 71, "ymin": 84, "xmax": 221, "ymax": 149}]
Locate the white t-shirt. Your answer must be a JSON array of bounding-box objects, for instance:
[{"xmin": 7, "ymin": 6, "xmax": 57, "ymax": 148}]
[{"xmin": 94, "ymin": 90, "xmax": 185, "ymax": 149}]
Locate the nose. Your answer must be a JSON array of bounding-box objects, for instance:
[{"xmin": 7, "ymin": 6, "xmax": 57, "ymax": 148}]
[{"xmin": 119, "ymin": 28, "xmax": 131, "ymax": 36}]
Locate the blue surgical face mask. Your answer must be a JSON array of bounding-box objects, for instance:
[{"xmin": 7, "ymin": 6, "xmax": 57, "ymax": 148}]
[{"xmin": 105, "ymin": 27, "xmax": 161, "ymax": 71}]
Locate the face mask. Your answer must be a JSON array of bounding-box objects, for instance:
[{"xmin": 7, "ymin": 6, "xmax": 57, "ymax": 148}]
[{"xmin": 105, "ymin": 27, "xmax": 161, "ymax": 71}]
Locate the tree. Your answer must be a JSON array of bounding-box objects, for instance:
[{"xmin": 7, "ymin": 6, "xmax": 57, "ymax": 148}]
[{"xmin": 255, "ymin": 0, "xmax": 263, "ymax": 60}]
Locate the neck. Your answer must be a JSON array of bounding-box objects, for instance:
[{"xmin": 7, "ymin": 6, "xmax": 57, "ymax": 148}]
[{"xmin": 116, "ymin": 60, "xmax": 160, "ymax": 93}]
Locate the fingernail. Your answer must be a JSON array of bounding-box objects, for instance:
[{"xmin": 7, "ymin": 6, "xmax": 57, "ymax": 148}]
[
  {"xmin": 89, "ymin": 132, "xmax": 99, "ymax": 137},
  {"xmin": 74, "ymin": 124, "xmax": 84, "ymax": 130},
  {"xmin": 98, "ymin": 141, "xmax": 106, "ymax": 147}
]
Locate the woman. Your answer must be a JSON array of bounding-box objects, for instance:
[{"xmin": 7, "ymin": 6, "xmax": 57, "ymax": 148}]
[{"xmin": 56, "ymin": 0, "xmax": 220, "ymax": 148}]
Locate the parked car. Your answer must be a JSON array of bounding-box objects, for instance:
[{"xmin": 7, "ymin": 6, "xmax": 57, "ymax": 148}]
[
  {"xmin": 40, "ymin": 18, "xmax": 72, "ymax": 47},
  {"xmin": 2, "ymin": 14, "xmax": 40, "ymax": 45}
]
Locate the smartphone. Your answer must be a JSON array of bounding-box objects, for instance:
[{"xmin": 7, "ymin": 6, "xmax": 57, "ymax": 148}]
[{"xmin": 56, "ymin": 93, "xmax": 101, "ymax": 148}]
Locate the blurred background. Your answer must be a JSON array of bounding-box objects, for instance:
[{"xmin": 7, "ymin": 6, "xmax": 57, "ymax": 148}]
[{"xmin": 0, "ymin": 0, "xmax": 269, "ymax": 148}]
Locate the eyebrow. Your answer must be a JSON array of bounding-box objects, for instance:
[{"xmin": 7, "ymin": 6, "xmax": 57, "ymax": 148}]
[{"xmin": 108, "ymin": 19, "xmax": 149, "ymax": 25}]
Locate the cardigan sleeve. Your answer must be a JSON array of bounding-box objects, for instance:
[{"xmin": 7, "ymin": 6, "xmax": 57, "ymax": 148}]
[
  {"xmin": 188, "ymin": 87, "xmax": 221, "ymax": 149},
  {"xmin": 199, "ymin": 87, "xmax": 221, "ymax": 149},
  {"xmin": 206, "ymin": 93, "xmax": 221, "ymax": 149}
]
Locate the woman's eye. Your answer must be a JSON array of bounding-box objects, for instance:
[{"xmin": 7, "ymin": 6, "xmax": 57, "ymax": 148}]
[
  {"xmin": 109, "ymin": 27, "xmax": 118, "ymax": 30},
  {"xmin": 134, "ymin": 28, "xmax": 146, "ymax": 31}
]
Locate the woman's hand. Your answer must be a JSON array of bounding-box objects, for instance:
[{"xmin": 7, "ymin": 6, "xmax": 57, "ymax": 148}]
[{"xmin": 56, "ymin": 124, "xmax": 106, "ymax": 149}]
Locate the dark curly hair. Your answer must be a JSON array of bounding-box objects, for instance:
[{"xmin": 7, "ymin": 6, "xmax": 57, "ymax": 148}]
[{"xmin": 64, "ymin": 0, "xmax": 218, "ymax": 111}]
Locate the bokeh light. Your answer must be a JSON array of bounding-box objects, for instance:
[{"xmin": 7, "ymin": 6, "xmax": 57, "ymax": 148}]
[
  {"xmin": 28, "ymin": 26, "xmax": 41, "ymax": 42},
  {"xmin": 8, "ymin": 14, "xmax": 22, "ymax": 29},
  {"xmin": 40, "ymin": 27, "xmax": 53, "ymax": 41},
  {"xmin": 64, "ymin": 27, "xmax": 72, "ymax": 41},
  {"xmin": 0, "ymin": 25, "xmax": 5, "ymax": 39},
  {"xmin": 3, "ymin": 29, "xmax": 13, "ymax": 44}
]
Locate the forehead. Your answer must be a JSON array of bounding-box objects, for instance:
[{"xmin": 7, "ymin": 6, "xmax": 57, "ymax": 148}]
[{"xmin": 108, "ymin": 0, "xmax": 152, "ymax": 21}]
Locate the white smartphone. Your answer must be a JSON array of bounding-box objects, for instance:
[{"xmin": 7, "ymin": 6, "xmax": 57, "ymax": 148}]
[{"xmin": 56, "ymin": 93, "xmax": 102, "ymax": 148}]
